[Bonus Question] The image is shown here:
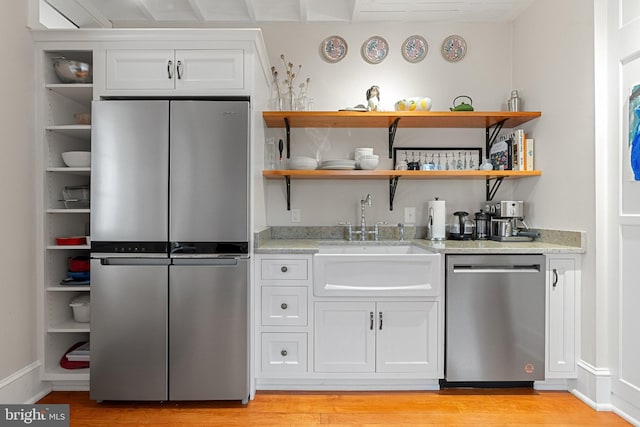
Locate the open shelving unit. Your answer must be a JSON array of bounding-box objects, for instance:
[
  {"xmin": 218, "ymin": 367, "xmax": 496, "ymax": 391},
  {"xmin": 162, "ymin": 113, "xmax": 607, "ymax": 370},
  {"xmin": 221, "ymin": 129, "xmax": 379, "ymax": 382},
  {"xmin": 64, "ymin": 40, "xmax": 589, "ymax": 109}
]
[
  {"xmin": 38, "ymin": 48, "xmax": 94, "ymax": 384},
  {"xmin": 262, "ymin": 111, "xmax": 542, "ymax": 209}
]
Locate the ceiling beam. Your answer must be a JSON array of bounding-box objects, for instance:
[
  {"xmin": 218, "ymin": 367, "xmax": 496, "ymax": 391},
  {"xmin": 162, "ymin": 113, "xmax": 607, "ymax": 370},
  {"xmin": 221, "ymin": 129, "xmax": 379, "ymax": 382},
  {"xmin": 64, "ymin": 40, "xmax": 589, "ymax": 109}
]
[
  {"xmin": 188, "ymin": 0, "xmax": 206, "ymax": 23},
  {"xmin": 133, "ymin": 0, "xmax": 156, "ymax": 21},
  {"xmin": 244, "ymin": 0, "xmax": 257, "ymax": 22},
  {"xmin": 45, "ymin": 0, "xmax": 112, "ymax": 28},
  {"xmin": 299, "ymin": 0, "xmax": 308, "ymax": 22}
]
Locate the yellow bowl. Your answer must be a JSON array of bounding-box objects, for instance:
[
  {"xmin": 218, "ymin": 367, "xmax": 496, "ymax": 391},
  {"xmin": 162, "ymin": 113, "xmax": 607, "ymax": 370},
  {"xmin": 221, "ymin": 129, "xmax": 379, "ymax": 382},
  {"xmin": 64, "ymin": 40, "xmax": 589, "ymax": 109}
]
[{"xmin": 394, "ymin": 97, "xmax": 432, "ymax": 111}]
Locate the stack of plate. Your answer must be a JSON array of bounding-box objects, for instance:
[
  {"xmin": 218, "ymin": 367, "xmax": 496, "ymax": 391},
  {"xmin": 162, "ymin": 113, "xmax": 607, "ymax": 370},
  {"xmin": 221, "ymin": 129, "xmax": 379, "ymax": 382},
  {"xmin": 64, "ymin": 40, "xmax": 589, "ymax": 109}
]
[
  {"xmin": 320, "ymin": 159, "xmax": 357, "ymax": 170},
  {"xmin": 289, "ymin": 156, "xmax": 318, "ymax": 170}
]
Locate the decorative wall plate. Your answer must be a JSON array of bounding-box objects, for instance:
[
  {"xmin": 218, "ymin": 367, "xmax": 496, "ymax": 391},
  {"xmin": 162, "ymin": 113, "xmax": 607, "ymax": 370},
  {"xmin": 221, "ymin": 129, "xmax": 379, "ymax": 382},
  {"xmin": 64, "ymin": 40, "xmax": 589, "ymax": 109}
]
[
  {"xmin": 361, "ymin": 36, "xmax": 389, "ymax": 64},
  {"xmin": 441, "ymin": 34, "xmax": 467, "ymax": 62},
  {"xmin": 401, "ymin": 35, "xmax": 428, "ymax": 63},
  {"xmin": 320, "ymin": 35, "xmax": 348, "ymax": 63}
]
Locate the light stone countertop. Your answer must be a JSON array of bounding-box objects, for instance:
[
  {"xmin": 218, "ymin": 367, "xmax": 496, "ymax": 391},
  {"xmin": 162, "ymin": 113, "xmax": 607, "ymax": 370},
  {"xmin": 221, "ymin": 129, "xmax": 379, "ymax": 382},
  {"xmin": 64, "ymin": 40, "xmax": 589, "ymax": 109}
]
[{"xmin": 254, "ymin": 227, "xmax": 585, "ymax": 255}]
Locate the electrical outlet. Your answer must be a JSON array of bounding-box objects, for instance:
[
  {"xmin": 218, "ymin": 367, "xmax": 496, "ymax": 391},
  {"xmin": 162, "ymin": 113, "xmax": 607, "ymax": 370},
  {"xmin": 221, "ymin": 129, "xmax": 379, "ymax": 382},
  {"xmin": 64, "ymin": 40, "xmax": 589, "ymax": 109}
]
[
  {"xmin": 404, "ymin": 207, "xmax": 416, "ymax": 224},
  {"xmin": 291, "ymin": 208, "xmax": 301, "ymax": 223}
]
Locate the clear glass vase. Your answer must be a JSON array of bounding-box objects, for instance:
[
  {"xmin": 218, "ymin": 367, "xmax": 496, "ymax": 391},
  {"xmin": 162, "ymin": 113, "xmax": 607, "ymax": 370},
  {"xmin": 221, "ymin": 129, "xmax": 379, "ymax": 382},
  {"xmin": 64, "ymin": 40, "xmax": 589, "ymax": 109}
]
[
  {"xmin": 268, "ymin": 83, "xmax": 282, "ymax": 111},
  {"xmin": 282, "ymin": 88, "xmax": 296, "ymax": 111}
]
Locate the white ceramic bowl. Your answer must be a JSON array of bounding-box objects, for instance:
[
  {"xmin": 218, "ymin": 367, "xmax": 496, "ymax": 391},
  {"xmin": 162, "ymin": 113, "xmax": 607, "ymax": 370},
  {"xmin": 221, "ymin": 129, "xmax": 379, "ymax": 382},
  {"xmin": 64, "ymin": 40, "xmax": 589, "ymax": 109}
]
[
  {"xmin": 61, "ymin": 151, "xmax": 91, "ymax": 168},
  {"xmin": 355, "ymin": 147, "xmax": 374, "ymax": 153},
  {"xmin": 394, "ymin": 97, "xmax": 432, "ymax": 111},
  {"xmin": 359, "ymin": 157, "xmax": 379, "ymax": 170},
  {"xmin": 289, "ymin": 156, "xmax": 318, "ymax": 170}
]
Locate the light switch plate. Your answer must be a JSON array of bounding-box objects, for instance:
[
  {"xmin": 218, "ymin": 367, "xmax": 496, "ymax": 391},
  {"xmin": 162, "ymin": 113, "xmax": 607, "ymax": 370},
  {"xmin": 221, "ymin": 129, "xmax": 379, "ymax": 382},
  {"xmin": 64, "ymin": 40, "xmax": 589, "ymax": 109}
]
[
  {"xmin": 291, "ymin": 208, "xmax": 301, "ymax": 223},
  {"xmin": 404, "ymin": 207, "xmax": 416, "ymax": 224}
]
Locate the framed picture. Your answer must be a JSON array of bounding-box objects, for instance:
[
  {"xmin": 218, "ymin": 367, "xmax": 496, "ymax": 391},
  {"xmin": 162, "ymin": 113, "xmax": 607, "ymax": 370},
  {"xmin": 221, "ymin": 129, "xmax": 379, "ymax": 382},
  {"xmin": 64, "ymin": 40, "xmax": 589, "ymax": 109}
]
[
  {"xmin": 393, "ymin": 147, "xmax": 482, "ymax": 171},
  {"xmin": 629, "ymin": 83, "xmax": 640, "ymax": 180}
]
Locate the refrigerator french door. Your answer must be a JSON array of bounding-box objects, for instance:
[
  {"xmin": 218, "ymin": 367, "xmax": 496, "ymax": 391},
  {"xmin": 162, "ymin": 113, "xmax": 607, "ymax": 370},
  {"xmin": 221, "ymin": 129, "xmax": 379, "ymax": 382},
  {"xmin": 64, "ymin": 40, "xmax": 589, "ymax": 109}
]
[{"xmin": 90, "ymin": 100, "xmax": 250, "ymax": 402}]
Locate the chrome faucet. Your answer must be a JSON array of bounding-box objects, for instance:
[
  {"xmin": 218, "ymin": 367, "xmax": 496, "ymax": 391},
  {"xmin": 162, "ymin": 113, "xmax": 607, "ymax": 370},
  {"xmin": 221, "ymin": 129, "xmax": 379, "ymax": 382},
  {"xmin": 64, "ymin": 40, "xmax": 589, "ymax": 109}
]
[
  {"xmin": 341, "ymin": 194, "xmax": 382, "ymax": 241},
  {"xmin": 359, "ymin": 194, "xmax": 372, "ymax": 240}
]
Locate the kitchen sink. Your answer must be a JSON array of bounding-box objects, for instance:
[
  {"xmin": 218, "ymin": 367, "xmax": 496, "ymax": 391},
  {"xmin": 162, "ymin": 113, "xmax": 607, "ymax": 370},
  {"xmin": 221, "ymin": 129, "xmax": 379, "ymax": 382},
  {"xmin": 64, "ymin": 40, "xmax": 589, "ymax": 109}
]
[
  {"xmin": 316, "ymin": 244, "xmax": 432, "ymax": 254},
  {"xmin": 313, "ymin": 244, "xmax": 441, "ymax": 297}
]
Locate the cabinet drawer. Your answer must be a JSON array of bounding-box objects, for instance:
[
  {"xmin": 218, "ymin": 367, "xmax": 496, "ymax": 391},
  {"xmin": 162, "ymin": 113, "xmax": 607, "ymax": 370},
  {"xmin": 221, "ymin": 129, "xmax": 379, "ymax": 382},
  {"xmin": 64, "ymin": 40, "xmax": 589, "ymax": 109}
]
[
  {"xmin": 260, "ymin": 258, "xmax": 309, "ymax": 281},
  {"xmin": 261, "ymin": 286, "xmax": 308, "ymax": 326},
  {"xmin": 261, "ymin": 333, "xmax": 307, "ymax": 374}
]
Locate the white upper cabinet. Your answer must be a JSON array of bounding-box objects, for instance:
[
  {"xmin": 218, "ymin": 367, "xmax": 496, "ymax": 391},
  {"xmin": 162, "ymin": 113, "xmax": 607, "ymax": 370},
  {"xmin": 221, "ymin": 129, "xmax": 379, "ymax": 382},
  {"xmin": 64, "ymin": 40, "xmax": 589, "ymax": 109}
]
[{"xmin": 105, "ymin": 49, "xmax": 244, "ymax": 92}]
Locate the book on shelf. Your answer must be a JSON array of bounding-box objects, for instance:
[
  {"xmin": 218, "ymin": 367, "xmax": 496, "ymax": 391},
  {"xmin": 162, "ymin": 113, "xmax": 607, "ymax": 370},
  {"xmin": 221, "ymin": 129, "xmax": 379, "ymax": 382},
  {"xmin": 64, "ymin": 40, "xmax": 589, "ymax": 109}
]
[
  {"xmin": 490, "ymin": 134, "xmax": 513, "ymax": 170},
  {"xmin": 525, "ymin": 138, "xmax": 535, "ymax": 171},
  {"xmin": 491, "ymin": 129, "xmax": 532, "ymax": 171}
]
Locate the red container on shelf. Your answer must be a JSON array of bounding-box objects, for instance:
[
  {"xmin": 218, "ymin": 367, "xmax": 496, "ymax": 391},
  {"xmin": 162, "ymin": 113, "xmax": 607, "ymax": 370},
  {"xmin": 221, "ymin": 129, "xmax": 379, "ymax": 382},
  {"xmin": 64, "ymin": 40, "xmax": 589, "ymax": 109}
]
[
  {"xmin": 68, "ymin": 256, "xmax": 90, "ymax": 272},
  {"xmin": 56, "ymin": 236, "xmax": 86, "ymax": 246}
]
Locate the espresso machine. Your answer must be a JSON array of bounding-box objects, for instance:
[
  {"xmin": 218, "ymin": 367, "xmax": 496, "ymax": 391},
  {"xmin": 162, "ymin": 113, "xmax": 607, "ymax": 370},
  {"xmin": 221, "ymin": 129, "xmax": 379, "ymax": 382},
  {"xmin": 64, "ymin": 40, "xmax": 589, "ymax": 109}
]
[{"xmin": 485, "ymin": 201, "xmax": 539, "ymax": 242}]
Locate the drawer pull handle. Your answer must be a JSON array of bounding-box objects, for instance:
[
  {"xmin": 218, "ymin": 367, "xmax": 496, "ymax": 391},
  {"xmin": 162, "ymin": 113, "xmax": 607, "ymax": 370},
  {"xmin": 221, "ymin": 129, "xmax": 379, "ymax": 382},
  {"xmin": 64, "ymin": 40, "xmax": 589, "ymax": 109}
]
[
  {"xmin": 281, "ymin": 303, "xmax": 288, "ymax": 310},
  {"xmin": 281, "ymin": 266, "xmax": 288, "ymax": 273},
  {"xmin": 281, "ymin": 349, "xmax": 288, "ymax": 357}
]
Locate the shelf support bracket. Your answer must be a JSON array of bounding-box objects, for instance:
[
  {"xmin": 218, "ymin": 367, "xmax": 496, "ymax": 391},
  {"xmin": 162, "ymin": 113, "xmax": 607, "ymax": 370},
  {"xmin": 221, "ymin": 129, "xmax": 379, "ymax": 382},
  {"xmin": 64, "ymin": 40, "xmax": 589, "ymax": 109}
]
[
  {"xmin": 388, "ymin": 118, "xmax": 400, "ymax": 158},
  {"xmin": 485, "ymin": 118, "xmax": 508, "ymax": 154},
  {"xmin": 486, "ymin": 177, "xmax": 504, "ymax": 201},
  {"xmin": 284, "ymin": 117, "xmax": 291, "ymax": 159},
  {"xmin": 389, "ymin": 177, "xmax": 399, "ymax": 210},
  {"xmin": 285, "ymin": 176, "xmax": 291, "ymax": 210}
]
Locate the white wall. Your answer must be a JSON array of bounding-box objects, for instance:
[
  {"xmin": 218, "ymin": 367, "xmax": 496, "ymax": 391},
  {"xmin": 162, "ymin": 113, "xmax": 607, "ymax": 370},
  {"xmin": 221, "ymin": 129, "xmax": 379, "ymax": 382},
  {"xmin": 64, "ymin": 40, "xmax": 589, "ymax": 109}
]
[
  {"xmin": 512, "ymin": 1, "xmax": 597, "ymax": 366},
  {"xmin": 0, "ymin": 0, "xmax": 38, "ymax": 384},
  {"xmin": 260, "ymin": 22, "xmax": 520, "ymax": 227}
]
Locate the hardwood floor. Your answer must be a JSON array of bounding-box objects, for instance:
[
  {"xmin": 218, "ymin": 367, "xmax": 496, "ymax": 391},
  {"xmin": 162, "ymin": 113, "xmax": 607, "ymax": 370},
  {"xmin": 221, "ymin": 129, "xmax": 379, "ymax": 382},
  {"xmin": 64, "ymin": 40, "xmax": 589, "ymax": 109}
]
[{"xmin": 38, "ymin": 389, "xmax": 631, "ymax": 426}]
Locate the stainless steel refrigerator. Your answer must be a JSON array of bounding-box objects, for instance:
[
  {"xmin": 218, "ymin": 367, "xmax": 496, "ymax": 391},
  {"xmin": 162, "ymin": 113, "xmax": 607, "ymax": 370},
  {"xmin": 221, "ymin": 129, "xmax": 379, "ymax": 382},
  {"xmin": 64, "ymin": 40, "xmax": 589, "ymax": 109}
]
[{"xmin": 89, "ymin": 100, "xmax": 250, "ymax": 402}]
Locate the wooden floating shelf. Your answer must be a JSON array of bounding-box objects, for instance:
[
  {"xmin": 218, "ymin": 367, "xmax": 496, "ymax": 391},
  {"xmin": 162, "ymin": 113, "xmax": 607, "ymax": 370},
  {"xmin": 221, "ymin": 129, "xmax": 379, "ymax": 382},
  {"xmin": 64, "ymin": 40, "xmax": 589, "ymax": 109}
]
[
  {"xmin": 263, "ymin": 111, "xmax": 541, "ymax": 129},
  {"xmin": 263, "ymin": 170, "xmax": 542, "ymax": 179}
]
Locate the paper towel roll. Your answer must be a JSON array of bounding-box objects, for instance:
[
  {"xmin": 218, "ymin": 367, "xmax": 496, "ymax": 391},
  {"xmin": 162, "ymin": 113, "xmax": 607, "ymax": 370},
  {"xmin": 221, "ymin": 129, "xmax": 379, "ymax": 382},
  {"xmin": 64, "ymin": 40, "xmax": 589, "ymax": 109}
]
[{"xmin": 427, "ymin": 199, "xmax": 446, "ymax": 240}]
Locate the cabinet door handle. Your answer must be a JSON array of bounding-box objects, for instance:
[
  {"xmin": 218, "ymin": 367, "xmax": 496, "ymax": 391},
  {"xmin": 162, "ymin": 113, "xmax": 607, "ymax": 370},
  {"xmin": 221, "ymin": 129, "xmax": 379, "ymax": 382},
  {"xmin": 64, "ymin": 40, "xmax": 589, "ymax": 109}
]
[
  {"xmin": 280, "ymin": 302, "xmax": 288, "ymax": 310},
  {"xmin": 176, "ymin": 60, "xmax": 183, "ymax": 79},
  {"xmin": 280, "ymin": 265, "xmax": 288, "ymax": 273},
  {"xmin": 379, "ymin": 311, "xmax": 383, "ymax": 330},
  {"xmin": 552, "ymin": 268, "xmax": 558, "ymax": 288},
  {"xmin": 280, "ymin": 349, "xmax": 287, "ymax": 357},
  {"xmin": 167, "ymin": 60, "xmax": 173, "ymax": 79},
  {"xmin": 369, "ymin": 312, "xmax": 374, "ymax": 330}
]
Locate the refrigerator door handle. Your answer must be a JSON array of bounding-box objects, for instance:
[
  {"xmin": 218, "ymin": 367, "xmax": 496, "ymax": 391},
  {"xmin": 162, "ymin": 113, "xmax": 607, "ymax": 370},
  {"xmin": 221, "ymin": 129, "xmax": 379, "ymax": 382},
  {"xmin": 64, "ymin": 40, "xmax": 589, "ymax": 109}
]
[
  {"xmin": 100, "ymin": 258, "xmax": 171, "ymax": 266},
  {"xmin": 172, "ymin": 258, "xmax": 240, "ymax": 266}
]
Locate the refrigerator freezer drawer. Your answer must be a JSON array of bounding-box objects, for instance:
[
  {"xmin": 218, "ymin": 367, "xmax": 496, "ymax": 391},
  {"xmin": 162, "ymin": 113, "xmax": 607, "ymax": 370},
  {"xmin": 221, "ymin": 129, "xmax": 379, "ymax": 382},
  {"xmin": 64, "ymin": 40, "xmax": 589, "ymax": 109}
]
[
  {"xmin": 169, "ymin": 260, "xmax": 249, "ymax": 401},
  {"xmin": 90, "ymin": 259, "xmax": 169, "ymax": 401}
]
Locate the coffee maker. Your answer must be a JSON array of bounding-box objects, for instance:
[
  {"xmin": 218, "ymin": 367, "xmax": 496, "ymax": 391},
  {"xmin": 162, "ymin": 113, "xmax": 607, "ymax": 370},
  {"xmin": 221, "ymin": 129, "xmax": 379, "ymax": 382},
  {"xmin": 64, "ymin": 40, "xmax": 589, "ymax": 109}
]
[{"xmin": 486, "ymin": 201, "xmax": 538, "ymax": 242}]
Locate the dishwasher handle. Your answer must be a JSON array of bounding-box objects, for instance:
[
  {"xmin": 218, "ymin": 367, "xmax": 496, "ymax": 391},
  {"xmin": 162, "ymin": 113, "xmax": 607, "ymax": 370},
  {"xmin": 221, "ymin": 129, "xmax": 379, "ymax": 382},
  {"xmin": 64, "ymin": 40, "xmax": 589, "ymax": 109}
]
[
  {"xmin": 452, "ymin": 264, "xmax": 541, "ymax": 274},
  {"xmin": 172, "ymin": 257, "xmax": 240, "ymax": 266}
]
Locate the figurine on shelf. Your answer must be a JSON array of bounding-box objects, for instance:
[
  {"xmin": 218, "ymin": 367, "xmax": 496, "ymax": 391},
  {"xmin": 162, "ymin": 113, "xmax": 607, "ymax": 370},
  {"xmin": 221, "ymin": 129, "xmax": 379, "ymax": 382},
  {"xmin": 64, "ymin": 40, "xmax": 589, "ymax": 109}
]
[{"xmin": 366, "ymin": 85, "xmax": 380, "ymax": 111}]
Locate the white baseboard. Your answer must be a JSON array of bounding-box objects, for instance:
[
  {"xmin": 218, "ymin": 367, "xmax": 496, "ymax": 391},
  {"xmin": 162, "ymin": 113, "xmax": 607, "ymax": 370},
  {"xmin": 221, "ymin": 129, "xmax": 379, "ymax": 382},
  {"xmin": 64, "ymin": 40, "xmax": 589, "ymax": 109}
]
[
  {"xmin": 256, "ymin": 378, "xmax": 441, "ymax": 391},
  {"xmin": 573, "ymin": 359, "xmax": 612, "ymax": 411},
  {"xmin": 0, "ymin": 362, "xmax": 51, "ymax": 404}
]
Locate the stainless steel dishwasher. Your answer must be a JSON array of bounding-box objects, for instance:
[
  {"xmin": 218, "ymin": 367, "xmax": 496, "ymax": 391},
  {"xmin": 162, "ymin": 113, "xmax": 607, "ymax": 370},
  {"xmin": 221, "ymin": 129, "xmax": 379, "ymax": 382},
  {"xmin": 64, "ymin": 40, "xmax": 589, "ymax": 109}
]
[{"xmin": 445, "ymin": 254, "xmax": 545, "ymax": 385}]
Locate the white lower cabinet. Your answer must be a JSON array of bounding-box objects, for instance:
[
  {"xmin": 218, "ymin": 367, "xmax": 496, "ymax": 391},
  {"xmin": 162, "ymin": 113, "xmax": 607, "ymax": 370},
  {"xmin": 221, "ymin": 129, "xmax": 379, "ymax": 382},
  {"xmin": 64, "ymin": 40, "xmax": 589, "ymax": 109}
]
[
  {"xmin": 546, "ymin": 255, "xmax": 579, "ymax": 378},
  {"xmin": 261, "ymin": 333, "xmax": 308, "ymax": 375},
  {"xmin": 261, "ymin": 286, "xmax": 308, "ymax": 326},
  {"xmin": 314, "ymin": 301, "xmax": 439, "ymax": 375},
  {"xmin": 257, "ymin": 255, "xmax": 312, "ymax": 378}
]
